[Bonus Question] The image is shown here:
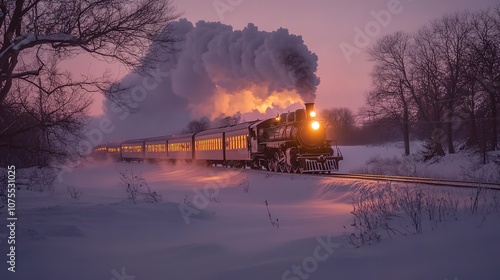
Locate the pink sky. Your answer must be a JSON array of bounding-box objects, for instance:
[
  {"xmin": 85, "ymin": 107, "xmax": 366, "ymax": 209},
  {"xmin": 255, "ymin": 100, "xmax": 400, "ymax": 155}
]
[{"xmin": 80, "ymin": 0, "xmax": 498, "ymax": 117}]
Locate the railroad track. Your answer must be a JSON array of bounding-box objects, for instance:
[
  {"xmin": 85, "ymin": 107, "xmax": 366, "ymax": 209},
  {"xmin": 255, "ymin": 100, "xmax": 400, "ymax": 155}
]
[
  {"xmin": 240, "ymin": 167, "xmax": 500, "ymax": 190},
  {"xmin": 326, "ymin": 173, "xmax": 500, "ymax": 190}
]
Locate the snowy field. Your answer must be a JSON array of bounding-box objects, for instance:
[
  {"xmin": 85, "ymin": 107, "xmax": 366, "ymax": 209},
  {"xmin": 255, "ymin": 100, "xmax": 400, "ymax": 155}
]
[
  {"xmin": 1, "ymin": 144, "xmax": 500, "ymax": 280},
  {"xmin": 340, "ymin": 142, "xmax": 500, "ymax": 183}
]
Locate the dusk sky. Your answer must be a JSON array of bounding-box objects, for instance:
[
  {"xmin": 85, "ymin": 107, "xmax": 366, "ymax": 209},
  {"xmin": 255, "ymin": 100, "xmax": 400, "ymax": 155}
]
[{"xmin": 82, "ymin": 0, "xmax": 498, "ymax": 119}]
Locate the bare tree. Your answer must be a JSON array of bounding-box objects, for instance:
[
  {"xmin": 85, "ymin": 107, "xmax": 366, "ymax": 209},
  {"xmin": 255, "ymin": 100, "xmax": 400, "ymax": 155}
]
[
  {"xmin": 431, "ymin": 12, "xmax": 473, "ymax": 154},
  {"xmin": 320, "ymin": 107, "xmax": 356, "ymax": 144},
  {"xmin": 0, "ymin": 0, "xmax": 180, "ymax": 166},
  {"xmin": 218, "ymin": 112, "xmax": 241, "ymax": 127},
  {"xmin": 467, "ymin": 8, "xmax": 500, "ymax": 152},
  {"xmin": 367, "ymin": 31, "xmax": 416, "ymax": 155},
  {"xmin": 364, "ymin": 5, "xmax": 500, "ymax": 160},
  {"xmin": 409, "ymin": 25, "xmax": 448, "ymax": 159},
  {"xmin": 184, "ymin": 117, "xmax": 210, "ymax": 133}
]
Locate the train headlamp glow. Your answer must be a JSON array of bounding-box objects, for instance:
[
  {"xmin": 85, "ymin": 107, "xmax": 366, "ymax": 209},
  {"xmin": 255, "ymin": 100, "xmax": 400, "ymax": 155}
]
[
  {"xmin": 311, "ymin": 121, "xmax": 320, "ymax": 130},
  {"xmin": 310, "ymin": 111, "xmax": 316, "ymax": 118}
]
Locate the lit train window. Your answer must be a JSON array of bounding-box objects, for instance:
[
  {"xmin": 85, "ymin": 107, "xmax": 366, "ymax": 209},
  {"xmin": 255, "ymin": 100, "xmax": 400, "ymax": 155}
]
[
  {"xmin": 169, "ymin": 141, "xmax": 190, "ymax": 152},
  {"xmin": 224, "ymin": 135, "xmax": 246, "ymax": 150},
  {"xmin": 122, "ymin": 145, "xmax": 142, "ymax": 153},
  {"xmin": 170, "ymin": 143, "xmax": 185, "ymax": 152},
  {"xmin": 194, "ymin": 138, "xmax": 222, "ymax": 151},
  {"xmin": 147, "ymin": 144, "xmax": 166, "ymax": 152}
]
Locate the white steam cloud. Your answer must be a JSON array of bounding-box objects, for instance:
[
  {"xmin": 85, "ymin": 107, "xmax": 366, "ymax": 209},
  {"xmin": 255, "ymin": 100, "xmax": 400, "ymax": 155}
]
[
  {"xmin": 170, "ymin": 19, "xmax": 320, "ymax": 118},
  {"xmin": 101, "ymin": 19, "xmax": 320, "ymax": 140}
]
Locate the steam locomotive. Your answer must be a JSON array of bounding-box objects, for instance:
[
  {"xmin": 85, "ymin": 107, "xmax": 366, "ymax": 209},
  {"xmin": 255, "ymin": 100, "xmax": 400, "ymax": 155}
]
[{"xmin": 92, "ymin": 103, "xmax": 343, "ymax": 173}]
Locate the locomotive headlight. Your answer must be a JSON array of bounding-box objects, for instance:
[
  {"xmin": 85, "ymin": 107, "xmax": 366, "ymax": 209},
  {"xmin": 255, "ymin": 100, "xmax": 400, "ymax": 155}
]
[
  {"xmin": 311, "ymin": 121, "xmax": 320, "ymax": 130},
  {"xmin": 310, "ymin": 111, "xmax": 316, "ymax": 118}
]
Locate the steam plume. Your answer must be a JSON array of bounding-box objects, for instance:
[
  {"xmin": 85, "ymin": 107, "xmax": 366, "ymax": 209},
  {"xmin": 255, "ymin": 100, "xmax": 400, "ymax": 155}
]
[
  {"xmin": 170, "ymin": 20, "xmax": 320, "ymax": 118},
  {"xmin": 101, "ymin": 19, "xmax": 320, "ymax": 140}
]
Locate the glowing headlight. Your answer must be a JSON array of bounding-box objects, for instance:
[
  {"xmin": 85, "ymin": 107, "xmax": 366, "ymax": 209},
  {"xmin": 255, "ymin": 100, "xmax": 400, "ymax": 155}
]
[
  {"xmin": 311, "ymin": 121, "xmax": 320, "ymax": 130},
  {"xmin": 310, "ymin": 111, "xmax": 316, "ymax": 118}
]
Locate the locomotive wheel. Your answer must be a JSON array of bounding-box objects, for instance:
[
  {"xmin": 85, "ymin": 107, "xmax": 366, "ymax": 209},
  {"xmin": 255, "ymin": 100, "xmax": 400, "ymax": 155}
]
[
  {"xmin": 292, "ymin": 166, "xmax": 299, "ymax": 173},
  {"xmin": 272, "ymin": 153, "xmax": 281, "ymax": 172},
  {"xmin": 267, "ymin": 160, "xmax": 274, "ymax": 172},
  {"xmin": 298, "ymin": 167, "xmax": 304, "ymax": 174},
  {"xmin": 279, "ymin": 163, "xmax": 286, "ymax": 173},
  {"xmin": 285, "ymin": 165, "xmax": 292, "ymax": 173}
]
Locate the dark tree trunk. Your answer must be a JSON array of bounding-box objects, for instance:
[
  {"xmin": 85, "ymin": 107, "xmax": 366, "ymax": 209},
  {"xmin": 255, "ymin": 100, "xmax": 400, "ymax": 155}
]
[
  {"xmin": 403, "ymin": 102, "xmax": 410, "ymax": 156},
  {"xmin": 490, "ymin": 92, "xmax": 498, "ymax": 151},
  {"xmin": 468, "ymin": 115, "xmax": 478, "ymax": 147},
  {"xmin": 433, "ymin": 122, "xmax": 446, "ymax": 157},
  {"xmin": 446, "ymin": 102, "xmax": 455, "ymax": 154}
]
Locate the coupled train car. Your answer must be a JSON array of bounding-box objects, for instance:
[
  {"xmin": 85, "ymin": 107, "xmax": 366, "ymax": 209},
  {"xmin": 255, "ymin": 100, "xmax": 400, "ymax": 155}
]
[{"xmin": 91, "ymin": 103, "xmax": 343, "ymax": 173}]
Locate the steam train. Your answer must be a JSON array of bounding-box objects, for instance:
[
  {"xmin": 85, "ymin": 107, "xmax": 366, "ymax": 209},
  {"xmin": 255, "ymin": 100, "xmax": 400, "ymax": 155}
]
[{"xmin": 92, "ymin": 103, "xmax": 343, "ymax": 173}]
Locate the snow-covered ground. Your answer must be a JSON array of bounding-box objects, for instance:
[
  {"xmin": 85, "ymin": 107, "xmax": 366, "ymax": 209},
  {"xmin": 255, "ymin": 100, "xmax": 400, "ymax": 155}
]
[
  {"xmin": 1, "ymin": 144, "xmax": 500, "ymax": 280},
  {"xmin": 339, "ymin": 142, "xmax": 500, "ymax": 183}
]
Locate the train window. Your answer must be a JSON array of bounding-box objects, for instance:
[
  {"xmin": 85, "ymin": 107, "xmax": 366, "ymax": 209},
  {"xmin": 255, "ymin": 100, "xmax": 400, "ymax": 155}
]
[
  {"xmin": 123, "ymin": 145, "xmax": 142, "ymax": 153},
  {"xmin": 171, "ymin": 142, "xmax": 188, "ymax": 152}
]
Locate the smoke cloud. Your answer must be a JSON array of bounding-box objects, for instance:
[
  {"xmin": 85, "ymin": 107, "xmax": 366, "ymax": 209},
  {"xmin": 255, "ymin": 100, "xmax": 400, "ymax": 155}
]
[
  {"xmin": 101, "ymin": 19, "xmax": 320, "ymax": 140},
  {"xmin": 170, "ymin": 20, "xmax": 320, "ymax": 118}
]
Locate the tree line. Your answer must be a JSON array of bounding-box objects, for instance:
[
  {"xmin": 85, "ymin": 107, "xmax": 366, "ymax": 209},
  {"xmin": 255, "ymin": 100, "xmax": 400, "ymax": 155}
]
[
  {"xmin": 0, "ymin": 0, "xmax": 180, "ymax": 168},
  {"xmin": 363, "ymin": 6, "xmax": 499, "ymax": 161}
]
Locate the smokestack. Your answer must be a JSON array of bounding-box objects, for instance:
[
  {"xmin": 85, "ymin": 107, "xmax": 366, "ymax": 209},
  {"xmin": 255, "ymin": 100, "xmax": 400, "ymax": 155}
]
[{"xmin": 305, "ymin": 103, "xmax": 314, "ymax": 119}]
